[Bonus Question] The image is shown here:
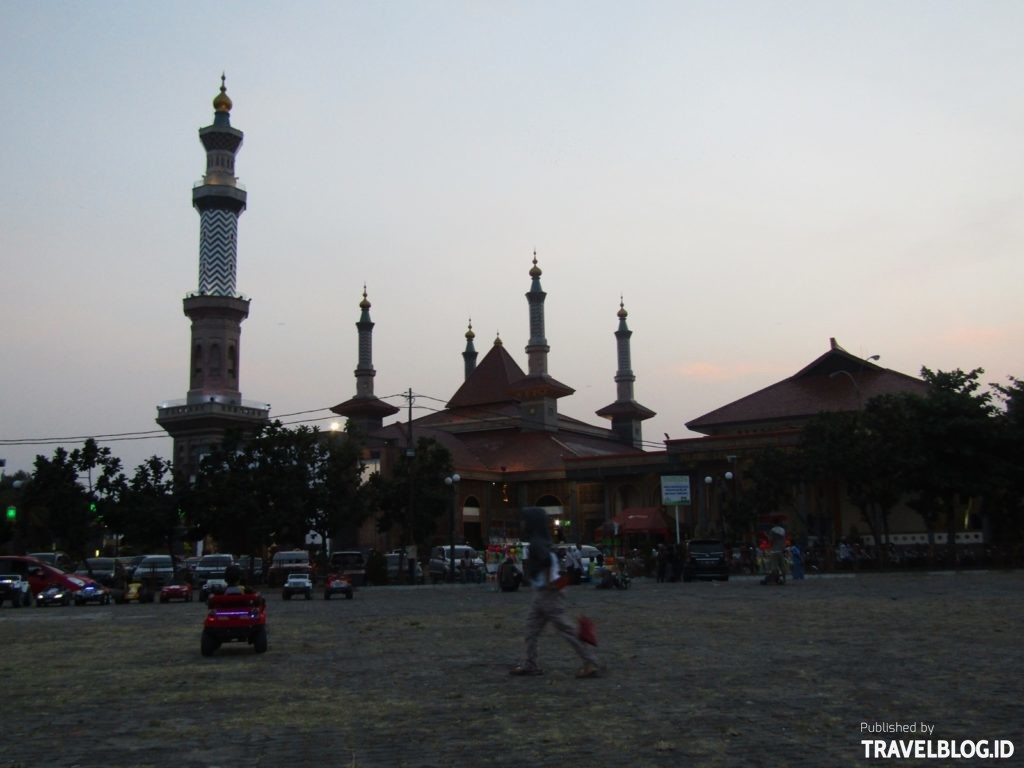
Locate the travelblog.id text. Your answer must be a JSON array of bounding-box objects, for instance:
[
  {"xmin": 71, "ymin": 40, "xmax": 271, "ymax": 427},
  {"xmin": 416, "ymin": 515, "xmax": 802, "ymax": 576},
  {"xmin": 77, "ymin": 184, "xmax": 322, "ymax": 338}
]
[{"xmin": 860, "ymin": 721, "xmax": 1015, "ymax": 761}]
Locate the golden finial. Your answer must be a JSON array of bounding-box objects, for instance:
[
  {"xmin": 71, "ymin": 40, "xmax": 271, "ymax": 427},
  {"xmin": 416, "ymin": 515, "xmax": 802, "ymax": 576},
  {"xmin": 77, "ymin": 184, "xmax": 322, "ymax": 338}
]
[
  {"xmin": 617, "ymin": 295, "xmax": 628, "ymax": 318},
  {"xmin": 465, "ymin": 318, "xmax": 475, "ymax": 340},
  {"xmin": 213, "ymin": 72, "xmax": 233, "ymax": 113},
  {"xmin": 529, "ymin": 250, "xmax": 542, "ymax": 278},
  {"xmin": 359, "ymin": 285, "xmax": 371, "ymax": 310},
  {"xmin": 494, "ymin": 332, "xmax": 503, "ymax": 346}
]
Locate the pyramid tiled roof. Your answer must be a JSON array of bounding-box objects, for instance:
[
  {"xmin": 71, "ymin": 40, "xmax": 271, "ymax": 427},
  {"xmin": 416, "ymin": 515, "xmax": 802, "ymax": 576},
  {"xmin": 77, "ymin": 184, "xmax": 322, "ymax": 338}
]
[{"xmin": 447, "ymin": 342, "xmax": 527, "ymax": 409}]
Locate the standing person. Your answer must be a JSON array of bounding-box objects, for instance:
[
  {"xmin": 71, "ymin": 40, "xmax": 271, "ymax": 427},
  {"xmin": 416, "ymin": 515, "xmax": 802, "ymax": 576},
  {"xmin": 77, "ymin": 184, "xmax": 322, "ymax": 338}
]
[
  {"xmin": 762, "ymin": 525, "xmax": 787, "ymax": 585},
  {"xmin": 790, "ymin": 542, "xmax": 805, "ymax": 580},
  {"xmin": 655, "ymin": 544, "xmax": 668, "ymax": 583},
  {"xmin": 510, "ymin": 507, "xmax": 600, "ymax": 679}
]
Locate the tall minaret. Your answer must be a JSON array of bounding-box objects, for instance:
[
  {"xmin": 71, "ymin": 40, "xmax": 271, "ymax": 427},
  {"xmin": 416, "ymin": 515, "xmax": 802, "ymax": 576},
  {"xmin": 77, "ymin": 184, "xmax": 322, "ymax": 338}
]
[
  {"xmin": 508, "ymin": 253, "xmax": 573, "ymax": 430},
  {"xmin": 596, "ymin": 298, "xmax": 655, "ymax": 449},
  {"xmin": 157, "ymin": 77, "xmax": 269, "ymax": 480},
  {"xmin": 462, "ymin": 319, "xmax": 478, "ymax": 380},
  {"xmin": 331, "ymin": 287, "xmax": 399, "ymax": 434}
]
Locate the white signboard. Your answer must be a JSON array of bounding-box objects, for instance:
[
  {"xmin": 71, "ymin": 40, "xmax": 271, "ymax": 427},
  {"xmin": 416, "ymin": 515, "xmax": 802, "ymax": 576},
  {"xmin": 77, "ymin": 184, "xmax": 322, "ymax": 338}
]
[{"xmin": 661, "ymin": 475, "xmax": 691, "ymax": 505}]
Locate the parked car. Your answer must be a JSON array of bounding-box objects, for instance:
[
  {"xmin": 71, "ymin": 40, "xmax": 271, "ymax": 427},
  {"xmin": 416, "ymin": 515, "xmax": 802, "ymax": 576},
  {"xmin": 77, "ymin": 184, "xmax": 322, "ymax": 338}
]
[
  {"xmin": 238, "ymin": 555, "xmax": 264, "ymax": 584},
  {"xmin": 282, "ymin": 573, "xmax": 313, "ymax": 600},
  {"xmin": 323, "ymin": 573, "xmax": 354, "ymax": 600},
  {"xmin": 682, "ymin": 539, "xmax": 730, "ymax": 582},
  {"xmin": 75, "ymin": 557, "xmax": 127, "ymax": 591},
  {"xmin": 160, "ymin": 579, "xmax": 194, "ymax": 603},
  {"xmin": 183, "ymin": 556, "xmax": 201, "ymax": 581},
  {"xmin": 0, "ymin": 574, "xmax": 32, "ymax": 607},
  {"xmin": 428, "ymin": 545, "xmax": 485, "ymax": 582},
  {"xmin": 193, "ymin": 553, "xmax": 235, "ymax": 587},
  {"xmin": 29, "ymin": 551, "xmax": 74, "ymax": 572},
  {"xmin": 74, "ymin": 582, "xmax": 111, "ymax": 606},
  {"xmin": 133, "ymin": 555, "xmax": 178, "ymax": 587},
  {"xmin": 121, "ymin": 555, "xmax": 146, "ymax": 579},
  {"xmin": 267, "ymin": 550, "xmax": 313, "ymax": 587},
  {"xmin": 0, "ymin": 555, "xmax": 101, "ymax": 598},
  {"xmin": 328, "ymin": 550, "xmax": 367, "ymax": 587}
]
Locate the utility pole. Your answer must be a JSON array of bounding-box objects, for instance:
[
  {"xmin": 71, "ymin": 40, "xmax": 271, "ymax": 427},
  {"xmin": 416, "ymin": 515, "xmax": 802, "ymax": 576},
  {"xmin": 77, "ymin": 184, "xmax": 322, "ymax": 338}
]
[{"xmin": 404, "ymin": 388, "xmax": 415, "ymax": 584}]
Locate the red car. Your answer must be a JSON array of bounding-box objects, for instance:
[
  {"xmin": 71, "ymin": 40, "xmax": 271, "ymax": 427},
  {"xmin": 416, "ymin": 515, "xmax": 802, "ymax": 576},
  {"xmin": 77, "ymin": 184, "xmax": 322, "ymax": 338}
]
[
  {"xmin": 201, "ymin": 592, "xmax": 267, "ymax": 656},
  {"xmin": 160, "ymin": 581, "xmax": 194, "ymax": 603},
  {"xmin": 0, "ymin": 555, "xmax": 101, "ymax": 598}
]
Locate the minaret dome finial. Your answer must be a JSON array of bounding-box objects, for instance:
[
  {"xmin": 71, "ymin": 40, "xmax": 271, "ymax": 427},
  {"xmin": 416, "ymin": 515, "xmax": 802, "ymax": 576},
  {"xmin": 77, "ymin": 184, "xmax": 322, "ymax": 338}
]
[{"xmin": 213, "ymin": 73, "xmax": 233, "ymax": 113}]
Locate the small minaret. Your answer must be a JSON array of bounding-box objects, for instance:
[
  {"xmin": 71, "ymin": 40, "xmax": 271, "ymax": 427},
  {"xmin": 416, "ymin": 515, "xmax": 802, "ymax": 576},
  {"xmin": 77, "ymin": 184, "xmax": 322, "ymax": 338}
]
[
  {"xmin": 596, "ymin": 298, "xmax": 655, "ymax": 449},
  {"xmin": 462, "ymin": 319, "xmax": 478, "ymax": 380},
  {"xmin": 157, "ymin": 77, "xmax": 268, "ymax": 480},
  {"xmin": 508, "ymin": 253, "xmax": 573, "ymax": 430},
  {"xmin": 331, "ymin": 287, "xmax": 399, "ymax": 433}
]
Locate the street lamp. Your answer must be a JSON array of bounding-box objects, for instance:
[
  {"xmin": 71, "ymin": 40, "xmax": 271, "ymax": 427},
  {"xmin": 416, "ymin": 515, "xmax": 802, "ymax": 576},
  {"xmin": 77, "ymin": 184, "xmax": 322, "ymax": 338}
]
[{"xmin": 444, "ymin": 473, "xmax": 461, "ymax": 583}]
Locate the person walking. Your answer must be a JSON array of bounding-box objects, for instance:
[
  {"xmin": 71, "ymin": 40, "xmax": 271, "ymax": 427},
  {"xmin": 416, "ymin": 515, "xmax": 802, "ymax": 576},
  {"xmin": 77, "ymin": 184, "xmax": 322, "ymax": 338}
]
[{"xmin": 510, "ymin": 507, "xmax": 600, "ymax": 678}]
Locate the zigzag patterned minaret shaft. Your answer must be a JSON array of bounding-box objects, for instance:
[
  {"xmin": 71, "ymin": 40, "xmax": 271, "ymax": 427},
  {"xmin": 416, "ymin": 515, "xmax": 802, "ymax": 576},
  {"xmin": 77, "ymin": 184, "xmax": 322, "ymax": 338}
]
[
  {"xmin": 198, "ymin": 209, "xmax": 239, "ymax": 295},
  {"xmin": 156, "ymin": 76, "xmax": 268, "ymax": 482}
]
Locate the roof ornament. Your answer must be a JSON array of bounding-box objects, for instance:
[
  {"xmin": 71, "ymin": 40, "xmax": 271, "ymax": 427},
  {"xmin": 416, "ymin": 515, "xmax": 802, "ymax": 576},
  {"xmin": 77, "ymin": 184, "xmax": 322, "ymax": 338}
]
[
  {"xmin": 494, "ymin": 331, "xmax": 503, "ymax": 346},
  {"xmin": 359, "ymin": 284, "xmax": 371, "ymax": 310},
  {"xmin": 465, "ymin": 318, "xmax": 475, "ymax": 340},
  {"xmin": 618, "ymin": 295, "xmax": 628, "ymax": 318},
  {"xmin": 529, "ymin": 250, "xmax": 542, "ymax": 278},
  {"xmin": 213, "ymin": 72, "xmax": 233, "ymax": 113}
]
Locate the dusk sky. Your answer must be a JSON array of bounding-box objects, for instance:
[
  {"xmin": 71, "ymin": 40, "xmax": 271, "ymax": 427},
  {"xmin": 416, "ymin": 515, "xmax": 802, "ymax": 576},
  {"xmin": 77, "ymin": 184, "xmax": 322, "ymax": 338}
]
[{"xmin": 2, "ymin": 1, "xmax": 1022, "ymax": 476}]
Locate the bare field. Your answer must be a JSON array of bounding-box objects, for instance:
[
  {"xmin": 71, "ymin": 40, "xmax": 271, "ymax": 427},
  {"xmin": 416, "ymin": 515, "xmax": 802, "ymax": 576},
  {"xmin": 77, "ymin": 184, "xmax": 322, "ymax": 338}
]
[{"xmin": 3, "ymin": 572, "xmax": 1022, "ymax": 767}]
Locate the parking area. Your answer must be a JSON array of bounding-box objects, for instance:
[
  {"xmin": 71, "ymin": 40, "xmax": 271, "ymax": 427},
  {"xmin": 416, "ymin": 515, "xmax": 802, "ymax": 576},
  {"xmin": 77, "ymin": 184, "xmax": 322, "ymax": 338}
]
[{"xmin": 2, "ymin": 571, "xmax": 1021, "ymax": 767}]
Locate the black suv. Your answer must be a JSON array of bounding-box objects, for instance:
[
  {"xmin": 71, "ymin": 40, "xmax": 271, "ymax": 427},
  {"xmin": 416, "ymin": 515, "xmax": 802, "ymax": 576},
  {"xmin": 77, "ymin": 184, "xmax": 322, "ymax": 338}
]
[{"xmin": 682, "ymin": 539, "xmax": 730, "ymax": 582}]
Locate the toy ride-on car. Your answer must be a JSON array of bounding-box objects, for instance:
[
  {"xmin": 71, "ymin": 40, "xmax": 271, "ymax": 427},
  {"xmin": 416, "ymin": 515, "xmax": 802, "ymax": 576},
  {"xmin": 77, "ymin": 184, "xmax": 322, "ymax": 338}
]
[
  {"xmin": 201, "ymin": 592, "xmax": 268, "ymax": 656},
  {"xmin": 323, "ymin": 572, "xmax": 354, "ymax": 600},
  {"xmin": 75, "ymin": 582, "xmax": 112, "ymax": 605},
  {"xmin": 36, "ymin": 585, "xmax": 74, "ymax": 607},
  {"xmin": 160, "ymin": 580, "xmax": 194, "ymax": 603},
  {"xmin": 282, "ymin": 573, "xmax": 313, "ymax": 600}
]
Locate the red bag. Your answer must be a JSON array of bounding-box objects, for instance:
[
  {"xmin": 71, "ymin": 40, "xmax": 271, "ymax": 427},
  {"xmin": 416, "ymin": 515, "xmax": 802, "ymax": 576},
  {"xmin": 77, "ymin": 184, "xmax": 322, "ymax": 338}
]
[{"xmin": 577, "ymin": 615, "xmax": 597, "ymax": 646}]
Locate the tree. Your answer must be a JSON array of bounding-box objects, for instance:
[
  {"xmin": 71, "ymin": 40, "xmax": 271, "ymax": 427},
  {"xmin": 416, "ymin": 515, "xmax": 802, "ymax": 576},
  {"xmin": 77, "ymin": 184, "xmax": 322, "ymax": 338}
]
[
  {"xmin": 798, "ymin": 406, "xmax": 907, "ymax": 566},
  {"xmin": 188, "ymin": 423, "xmax": 313, "ymax": 558},
  {"xmin": 372, "ymin": 437, "xmax": 453, "ymax": 554},
  {"xmin": 308, "ymin": 424, "xmax": 373, "ymax": 570},
  {"xmin": 901, "ymin": 368, "xmax": 999, "ymax": 564},
  {"xmin": 118, "ymin": 457, "xmax": 182, "ymax": 554},
  {"xmin": 988, "ymin": 377, "xmax": 1024, "ymax": 556}
]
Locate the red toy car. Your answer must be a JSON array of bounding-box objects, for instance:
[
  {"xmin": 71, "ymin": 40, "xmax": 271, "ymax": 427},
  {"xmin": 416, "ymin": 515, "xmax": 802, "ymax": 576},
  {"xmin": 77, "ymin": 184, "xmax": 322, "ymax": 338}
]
[
  {"xmin": 323, "ymin": 572, "xmax": 354, "ymax": 600},
  {"xmin": 160, "ymin": 581, "xmax": 194, "ymax": 603},
  {"xmin": 201, "ymin": 592, "xmax": 267, "ymax": 656}
]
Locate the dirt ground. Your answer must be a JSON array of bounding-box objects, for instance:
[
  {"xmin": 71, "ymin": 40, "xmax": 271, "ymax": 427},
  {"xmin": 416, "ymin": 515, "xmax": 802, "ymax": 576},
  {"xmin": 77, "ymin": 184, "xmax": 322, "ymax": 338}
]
[{"xmin": 2, "ymin": 571, "xmax": 1021, "ymax": 768}]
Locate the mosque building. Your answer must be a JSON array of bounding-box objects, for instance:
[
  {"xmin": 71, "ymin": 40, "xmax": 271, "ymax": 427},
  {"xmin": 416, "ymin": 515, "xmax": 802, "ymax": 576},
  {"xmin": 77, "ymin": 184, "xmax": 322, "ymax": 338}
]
[{"xmin": 157, "ymin": 81, "xmax": 952, "ymax": 553}]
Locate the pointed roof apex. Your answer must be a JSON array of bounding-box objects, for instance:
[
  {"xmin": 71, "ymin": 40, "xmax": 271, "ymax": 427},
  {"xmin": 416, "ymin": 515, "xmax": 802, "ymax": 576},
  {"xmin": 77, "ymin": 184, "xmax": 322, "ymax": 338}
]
[
  {"xmin": 494, "ymin": 332, "xmax": 503, "ymax": 346},
  {"xmin": 617, "ymin": 296, "xmax": 628, "ymax": 318},
  {"xmin": 465, "ymin": 318, "xmax": 475, "ymax": 340},
  {"xmin": 359, "ymin": 285, "xmax": 370, "ymax": 310}
]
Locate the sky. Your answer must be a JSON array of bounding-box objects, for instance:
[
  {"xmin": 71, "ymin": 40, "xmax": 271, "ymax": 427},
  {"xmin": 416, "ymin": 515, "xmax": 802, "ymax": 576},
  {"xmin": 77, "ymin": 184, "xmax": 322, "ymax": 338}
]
[{"xmin": 1, "ymin": 1, "xmax": 1022, "ymax": 476}]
